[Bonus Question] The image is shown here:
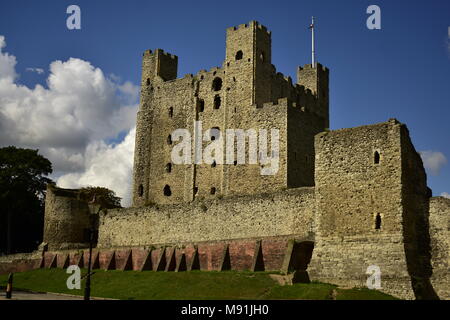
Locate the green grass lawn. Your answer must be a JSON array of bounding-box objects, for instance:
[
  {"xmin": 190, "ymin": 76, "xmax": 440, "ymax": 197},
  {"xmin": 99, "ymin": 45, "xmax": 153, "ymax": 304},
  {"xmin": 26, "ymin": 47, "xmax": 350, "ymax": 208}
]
[{"xmin": 0, "ymin": 269, "xmax": 398, "ymax": 300}]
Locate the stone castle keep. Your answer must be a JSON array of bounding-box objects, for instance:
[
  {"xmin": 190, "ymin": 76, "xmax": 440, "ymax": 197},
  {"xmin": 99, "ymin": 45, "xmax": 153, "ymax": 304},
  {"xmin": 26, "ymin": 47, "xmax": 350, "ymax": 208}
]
[{"xmin": 0, "ymin": 21, "xmax": 448, "ymax": 300}]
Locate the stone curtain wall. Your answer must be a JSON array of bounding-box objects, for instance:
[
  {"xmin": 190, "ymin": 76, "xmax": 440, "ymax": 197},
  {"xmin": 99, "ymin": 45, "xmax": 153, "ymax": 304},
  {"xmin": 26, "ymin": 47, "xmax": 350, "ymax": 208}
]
[
  {"xmin": 313, "ymin": 120, "xmax": 405, "ymax": 238},
  {"xmin": 309, "ymin": 234, "xmax": 415, "ymax": 299},
  {"xmin": 98, "ymin": 188, "xmax": 315, "ymax": 248},
  {"xmin": 1, "ymin": 237, "xmax": 312, "ymax": 275},
  {"xmin": 43, "ymin": 185, "xmax": 92, "ymax": 250},
  {"xmin": 0, "ymin": 251, "xmax": 42, "ymax": 275},
  {"xmin": 429, "ymin": 197, "xmax": 450, "ymax": 300},
  {"xmin": 308, "ymin": 120, "xmax": 429, "ymax": 300},
  {"xmin": 399, "ymin": 124, "xmax": 438, "ymax": 299}
]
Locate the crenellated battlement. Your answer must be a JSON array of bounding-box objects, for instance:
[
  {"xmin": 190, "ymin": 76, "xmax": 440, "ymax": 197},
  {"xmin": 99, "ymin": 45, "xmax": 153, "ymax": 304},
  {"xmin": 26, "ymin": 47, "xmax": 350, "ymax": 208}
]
[
  {"xmin": 298, "ymin": 63, "xmax": 328, "ymax": 73},
  {"xmin": 143, "ymin": 48, "xmax": 177, "ymax": 60},
  {"xmin": 227, "ymin": 20, "xmax": 271, "ymax": 35},
  {"xmin": 209, "ymin": 66, "xmax": 222, "ymax": 74}
]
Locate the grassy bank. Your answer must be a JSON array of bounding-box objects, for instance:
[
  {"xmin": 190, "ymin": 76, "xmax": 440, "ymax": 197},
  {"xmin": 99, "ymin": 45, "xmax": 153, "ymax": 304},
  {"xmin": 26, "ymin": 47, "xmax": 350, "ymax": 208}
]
[{"xmin": 0, "ymin": 269, "xmax": 398, "ymax": 300}]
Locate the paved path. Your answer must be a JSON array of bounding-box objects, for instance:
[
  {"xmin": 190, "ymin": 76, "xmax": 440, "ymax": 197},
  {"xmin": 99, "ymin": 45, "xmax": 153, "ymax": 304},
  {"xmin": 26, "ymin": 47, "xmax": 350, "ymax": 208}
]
[{"xmin": 0, "ymin": 291, "xmax": 112, "ymax": 300}]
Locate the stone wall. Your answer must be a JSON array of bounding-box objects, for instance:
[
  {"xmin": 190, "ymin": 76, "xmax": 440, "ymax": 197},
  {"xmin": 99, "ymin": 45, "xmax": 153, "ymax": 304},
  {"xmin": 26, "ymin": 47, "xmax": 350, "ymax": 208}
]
[
  {"xmin": 43, "ymin": 185, "xmax": 93, "ymax": 250},
  {"xmin": 98, "ymin": 188, "xmax": 315, "ymax": 248},
  {"xmin": 309, "ymin": 234, "xmax": 415, "ymax": 299},
  {"xmin": 313, "ymin": 120, "xmax": 405, "ymax": 238},
  {"xmin": 0, "ymin": 251, "xmax": 42, "ymax": 275},
  {"xmin": 429, "ymin": 197, "xmax": 450, "ymax": 299},
  {"xmin": 308, "ymin": 119, "xmax": 439, "ymax": 300},
  {"xmin": 399, "ymin": 124, "xmax": 437, "ymax": 299},
  {"xmin": 1, "ymin": 236, "xmax": 313, "ymax": 276}
]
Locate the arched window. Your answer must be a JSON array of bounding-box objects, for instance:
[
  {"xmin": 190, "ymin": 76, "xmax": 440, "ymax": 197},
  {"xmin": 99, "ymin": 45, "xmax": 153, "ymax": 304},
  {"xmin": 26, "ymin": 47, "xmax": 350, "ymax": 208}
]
[
  {"xmin": 210, "ymin": 187, "xmax": 216, "ymax": 195},
  {"xmin": 235, "ymin": 50, "xmax": 243, "ymax": 60},
  {"xmin": 168, "ymin": 107, "xmax": 173, "ymax": 118},
  {"xmin": 146, "ymin": 78, "xmax": 150, "ymax": 86},
  {"xmin": 375, "ymin": 213, "xmax": 382, "ymax": 230},
  {"xmin": 164, "ymin": 185, "xmax": 172, "ymax": 197},
  {"xmin": 214, "ymin": 95, "xmax": 221, "ymax": 109},
  {"xmin": 212, "ymin": 77, "xmax": 222, "ymax": 91},
  {"xmin": 165, "ymin": 163, "xmax": 172, "ymax": 173},
  {"xmin": 374, "ymin": 151, "xmax": 380, "ymax": 164},
  {"xmin": 167, "ymin": 134, "xmax": 172, "ymax": 145},
  {"xmin": 138, "ymin": 184, "xmax": 144, "ymax": 197},
  {"xmin": 211, "ymin": 161, "xmax": 216, "ymax": 168}
]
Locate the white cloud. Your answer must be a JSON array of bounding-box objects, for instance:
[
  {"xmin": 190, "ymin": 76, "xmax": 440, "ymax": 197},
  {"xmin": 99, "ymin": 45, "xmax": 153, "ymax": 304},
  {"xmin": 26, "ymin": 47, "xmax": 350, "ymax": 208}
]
[
  {"xmin": 26, "ymin": 67, "xmax": 45, "ymax": 74},
  {"xmin": 419, "ymin": 151, "xmax": 447, "ymax": 176},
  {"xmin": 0, "ymin": 35, "xmax": 138, "ymax": 206},
  {"xmin": 57, "ymin": 128, "xmax": 135, "ymax": 207},
  {"xmin": 0, "ymin": 36, "xmax": 17, "ymax": 81},
  {"xmin": 118, "ymin": 81, "xmax": 140, "ymax": 103},
  {"xmin": 441, "ymin": 192, "xmax": 450, "ymax": 199}
]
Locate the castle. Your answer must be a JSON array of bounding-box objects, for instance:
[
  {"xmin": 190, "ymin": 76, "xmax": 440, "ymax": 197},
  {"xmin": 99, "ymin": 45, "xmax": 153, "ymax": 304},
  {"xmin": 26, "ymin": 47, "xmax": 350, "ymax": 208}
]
[{"xmin": 1, "ymin": 21, "xmax": 448, "ymax": 300}]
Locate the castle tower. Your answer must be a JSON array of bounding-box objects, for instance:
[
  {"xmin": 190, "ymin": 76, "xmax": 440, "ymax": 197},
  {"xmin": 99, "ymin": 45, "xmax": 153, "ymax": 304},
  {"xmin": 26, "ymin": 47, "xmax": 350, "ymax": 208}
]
[
  {"xmin": 132, "ymin": 22, "xmax": 330, "ymax": 207},
  {"xmin": 297, "ymin": 64, "xmax": 329, "ymax": 128},
  {"xmin": 224, "ymin": 21, "xmax": 273, "ymax": 107},
  {"xmin": 133, "ymin": 49, "xmax": 179, "ymax": 207},
  {"xmin": 308, "ymin": 119, "xmax": 437, "ymax": 299},
  {"xmin": 141, "ymin": 49, "xmax": 178, "ymax": 85},
  {"xmin": 43, "ymin": 185, "xmax": 94, "ymax": 250}
]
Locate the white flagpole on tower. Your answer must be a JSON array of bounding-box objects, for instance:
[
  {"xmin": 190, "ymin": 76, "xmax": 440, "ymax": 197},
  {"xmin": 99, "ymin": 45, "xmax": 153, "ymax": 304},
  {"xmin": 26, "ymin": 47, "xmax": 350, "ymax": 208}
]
[{"xmin": 309, "ymin": 16, "xmax": 316, "ymax": 68}]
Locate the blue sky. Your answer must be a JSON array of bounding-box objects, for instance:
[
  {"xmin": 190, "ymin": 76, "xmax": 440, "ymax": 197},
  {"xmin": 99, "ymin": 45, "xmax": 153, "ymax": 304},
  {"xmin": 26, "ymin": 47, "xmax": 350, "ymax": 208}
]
[{"xmin": 0, "ymin": 0, "xmax": 449, "ymax": 199}]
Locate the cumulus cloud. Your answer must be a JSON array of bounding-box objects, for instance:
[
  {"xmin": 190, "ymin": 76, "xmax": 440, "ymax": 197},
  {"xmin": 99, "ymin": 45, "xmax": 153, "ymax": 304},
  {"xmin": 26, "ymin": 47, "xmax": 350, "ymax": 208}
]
[
  {"xmin": 420, "ymin": 151, "xmax": 447, "ymax": 176},
  {"xmin": 0, "ymin": 35, "xmax": 138, "ymax": 206},
  {"xmin": 26, "ymin": 67, "xmax": 45, "ymax": 74},
  {"xmin": 57, "ymin": 128, "xmax": 136, "ymax": 206},
  {"xmin": 0, "ymin": 36, "xmax": 17, "ymax": 81},
  {"xmin": 441, "ymin": 192, "xmax": 450, "ymax": 199}
]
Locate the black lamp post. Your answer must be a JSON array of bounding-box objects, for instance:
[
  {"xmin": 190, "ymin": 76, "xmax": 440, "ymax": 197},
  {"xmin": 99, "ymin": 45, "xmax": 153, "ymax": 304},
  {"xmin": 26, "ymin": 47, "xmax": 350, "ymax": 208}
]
[
  {"xmin": 83, "ymin": 209, "xmax": 99, "ymax": 301},
  {"xmin": 84, "ymin": 226, "xmax": 94, "ymax": 301}
]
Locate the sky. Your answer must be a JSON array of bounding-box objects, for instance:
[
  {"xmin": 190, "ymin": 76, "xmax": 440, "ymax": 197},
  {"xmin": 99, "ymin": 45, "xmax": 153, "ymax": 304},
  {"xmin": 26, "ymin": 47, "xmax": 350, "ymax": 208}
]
[{"xmin": 0, "ymin": 0, "xmax": 449, "ymax": 206}]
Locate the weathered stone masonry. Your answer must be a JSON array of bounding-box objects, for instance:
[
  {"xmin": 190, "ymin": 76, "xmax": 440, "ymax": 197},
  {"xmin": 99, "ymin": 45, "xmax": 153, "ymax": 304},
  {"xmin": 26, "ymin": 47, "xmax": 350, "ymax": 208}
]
[
  {"xmin": 429, "ymin": 197, "xmax": 450, "ymax": 299},
  {"xmin": 133, "ymin": 20, "xmax": 328, "ymax": 207},
  {"xmin": 98, "ymin": 188, "xmax": 315, "ymax": 248},
  {"xmin": 2, "ymin": 21, "xmax": 448, "ymax": 300},
  {"xmin": 308, "ymin": 120, "xmax": 439, "ymax": 299}
]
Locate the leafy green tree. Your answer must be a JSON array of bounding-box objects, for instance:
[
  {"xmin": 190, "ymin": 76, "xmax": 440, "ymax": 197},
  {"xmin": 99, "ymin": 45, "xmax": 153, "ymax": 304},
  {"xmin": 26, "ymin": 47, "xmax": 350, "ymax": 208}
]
[
  {"xmin": 0, "ymin": 146, "xmax": 53, "ymax": 255},
  {"xmin": 79, "ymin": 186, "xmax": 122, "ymax": 209}
]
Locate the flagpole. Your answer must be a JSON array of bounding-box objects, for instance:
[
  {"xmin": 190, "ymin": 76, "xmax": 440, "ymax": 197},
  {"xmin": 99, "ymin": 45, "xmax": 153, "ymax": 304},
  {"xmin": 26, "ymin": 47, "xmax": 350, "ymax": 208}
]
[{"xmin": 311, "ymin": 16, "xmax": 316, "ymax": 68}]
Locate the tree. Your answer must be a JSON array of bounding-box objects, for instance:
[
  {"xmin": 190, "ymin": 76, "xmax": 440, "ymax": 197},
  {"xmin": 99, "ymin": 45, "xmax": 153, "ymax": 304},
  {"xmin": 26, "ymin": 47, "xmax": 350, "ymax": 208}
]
[
  {"xmin": 79, "ymin": 186, "xmax": 122, "ymax": 209},
  {"xmin": 0, "ymin": 146, "xmax": 53, "ymax": 255}
]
